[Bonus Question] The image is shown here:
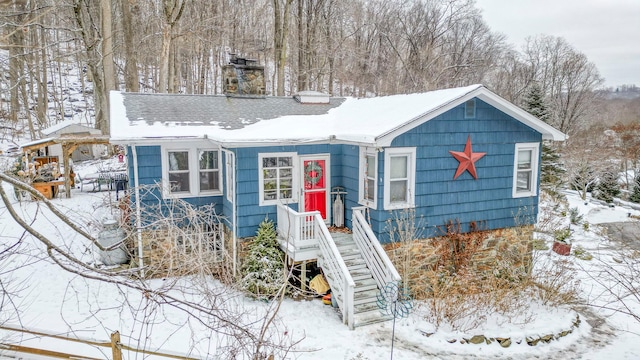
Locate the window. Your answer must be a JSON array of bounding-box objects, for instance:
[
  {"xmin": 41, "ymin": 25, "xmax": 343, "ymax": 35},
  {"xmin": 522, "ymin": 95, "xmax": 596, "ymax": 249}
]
[
  {"xmin": 199, "ymin": 150, "xmax": 220, "ymax": 192},
  {"xmin": 358, "ymin": 147, "xmax": 377, "ymax": 208},
  {"xmin": 384, "ymin": 147, "xmax": 416, "ymax": 210},
  {"xmin": 259, "ymin": 153, "xmax": 297, "ymax": 205},
  {"xmin": 168, "ymin": 151, "xmax": 190, "ymax": 193},
  {"xmin": 465, "ymin": 98, "xmax": 476, "ymax": 118},
  {"xmin": 163, "ymin": 145, "xmax": 222, "ymax": 198},
  {"xmin": 512, "ymin": 143, "xmax": 540, "ymax": 198}
]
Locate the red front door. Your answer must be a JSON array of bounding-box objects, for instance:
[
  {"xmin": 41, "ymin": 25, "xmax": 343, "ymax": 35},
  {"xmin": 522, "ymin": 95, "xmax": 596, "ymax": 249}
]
[{"xmin": 301, "ymin": 155, "xmax": 330, "ymax": 221}]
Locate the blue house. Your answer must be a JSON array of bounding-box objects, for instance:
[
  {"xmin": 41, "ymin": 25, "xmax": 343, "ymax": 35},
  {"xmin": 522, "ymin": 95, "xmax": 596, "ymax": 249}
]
[{"xmin": 110, "ymin": 82, "xmax": 564, "ymax": 328}]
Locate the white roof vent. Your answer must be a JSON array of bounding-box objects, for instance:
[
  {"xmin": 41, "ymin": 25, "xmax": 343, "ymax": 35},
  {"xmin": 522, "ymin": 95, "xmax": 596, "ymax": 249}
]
[{"xmin": 294, "ymin": 91, "xmax": 330, "ymax": 104}]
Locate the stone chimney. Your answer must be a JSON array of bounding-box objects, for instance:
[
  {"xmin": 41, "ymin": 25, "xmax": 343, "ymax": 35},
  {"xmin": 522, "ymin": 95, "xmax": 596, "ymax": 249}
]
[{"xmin": 222, "ymin": 54, "xmax": 265, "ymax": 97}]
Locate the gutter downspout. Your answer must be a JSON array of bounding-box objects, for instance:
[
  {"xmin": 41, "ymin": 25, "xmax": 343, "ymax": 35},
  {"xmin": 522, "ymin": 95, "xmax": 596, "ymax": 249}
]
[
  {"xmin": 222, "ymin": 148, "xmax": 238, "ymax": 276},
  {"xmin": 131, "ymin": 145, "xmax": 144, "ymax": 278}
]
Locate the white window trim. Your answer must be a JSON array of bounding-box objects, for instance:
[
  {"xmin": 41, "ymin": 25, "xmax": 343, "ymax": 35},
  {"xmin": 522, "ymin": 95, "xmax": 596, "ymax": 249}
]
[
  {"xmin": 258, "ymin": 152, "xmax": 299, "ymax": 206},
  {"xmin": 512, "ymin": 142, "xmax": 540, "ymax": 198},
  {"xmin": 225, "ymin": 151, "xmax": 235, "ymax": 203},
  {"xmin": 358, "ymin": 147, "xmax": 378, "ymax": 209},
  {"xmin": 161, "ymin": 144, "xmax": 223, "ymax": 199},
  {"xmin": 383, "ymin": 147, "xmax": 416, "ymax": 210}
]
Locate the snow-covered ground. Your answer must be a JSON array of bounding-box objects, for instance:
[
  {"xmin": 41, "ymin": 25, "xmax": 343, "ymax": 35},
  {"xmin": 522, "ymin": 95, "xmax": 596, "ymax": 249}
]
[{"xmin": 1, "ymin": 157, "xmax": 640, "ymax": 359}]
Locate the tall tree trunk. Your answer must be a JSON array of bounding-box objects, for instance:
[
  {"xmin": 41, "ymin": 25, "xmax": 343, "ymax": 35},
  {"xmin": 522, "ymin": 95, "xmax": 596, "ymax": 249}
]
[
  {"xmin": 73, "ymin": 0, "xmax": 107, "ymax": 134},
  {"xmin": 273, "ymin": 0, "xmax": 293, "ymax": 96},
  {"xmin": 296, "ymin": 0, "xmax": 305, "ymax": 92},
  {"xmin": 8, "ymin": 12, "xmax": 23, "ymax": 127},
  {"xmin": 158, "ymin": 0, "xmax": 187, "ymax": 94},
  {"xmin": 121, "ymin": 0, "xmax": 139, "ymax": 92},
  {"xmin": 101, "ymin": 0, "xmax": 115, "ymax": 135}
]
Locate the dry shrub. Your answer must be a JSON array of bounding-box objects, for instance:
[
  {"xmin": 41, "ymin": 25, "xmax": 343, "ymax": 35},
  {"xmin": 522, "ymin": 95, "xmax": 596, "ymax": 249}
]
[
  {"xmin": 386, "ymin": 217, "xmax": 579, "ymax": 332},
  {"xmin": 127, "ymin": 185, "xmax": 233, "ymax": 281}
]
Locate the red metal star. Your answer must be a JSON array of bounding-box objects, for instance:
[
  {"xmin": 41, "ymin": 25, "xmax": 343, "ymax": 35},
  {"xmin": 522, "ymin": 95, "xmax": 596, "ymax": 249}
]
[{"xmin": 449, "ymin": 135, "xmax": 486, "ymax": 180}]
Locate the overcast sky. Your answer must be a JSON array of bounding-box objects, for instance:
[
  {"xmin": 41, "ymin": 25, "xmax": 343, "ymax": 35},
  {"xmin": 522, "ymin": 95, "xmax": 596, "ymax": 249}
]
[{"xmin": 475, "ymin": 0, "xmax": 640, "ymax": 88}]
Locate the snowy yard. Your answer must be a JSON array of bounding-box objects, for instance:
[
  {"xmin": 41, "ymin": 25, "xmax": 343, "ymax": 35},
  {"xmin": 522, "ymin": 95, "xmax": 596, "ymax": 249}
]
[{"xmin": 1, "ymin": 158, "xmax": 640, "ymax": 359}]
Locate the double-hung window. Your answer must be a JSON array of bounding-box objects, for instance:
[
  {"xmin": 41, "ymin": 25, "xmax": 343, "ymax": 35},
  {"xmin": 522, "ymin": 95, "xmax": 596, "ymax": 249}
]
[
  {"xmin": 512, "ymin": 142, "xmax": 540, "ymax": 197},
  {"xmin": 163, "ymin": 145, "xmax": 222, "ymax": 198},
  {"xmin": 384, "ymin": 147, "xmax": 416, "ymax": 210},
  {"xmin": 198, "ymin": 150, "xmax": 220, "ymax": 192},
  {"xmin": 168, "ymin": 150, "xmax": 190, "ymax": 193},
  {"xmin": 358, "ymin": 147, "xmax": 377, "ymax": 208},
  {"xmin": 259, "ymin": 153, "xmax": 297, "ymax": 205}
]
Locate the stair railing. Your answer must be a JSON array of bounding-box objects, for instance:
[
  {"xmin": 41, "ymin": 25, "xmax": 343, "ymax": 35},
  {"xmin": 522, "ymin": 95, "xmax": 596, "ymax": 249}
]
[
  {"xmin": 315, "ymin": 212, "xmax": 356, "ymax": 329},
  {"xmin": 276, "ymin": 204, "xmax": 355, "ymax": 328},
  {"xmin": 352, "ymin": 207, "xmax": 401, "ymax": 291}
]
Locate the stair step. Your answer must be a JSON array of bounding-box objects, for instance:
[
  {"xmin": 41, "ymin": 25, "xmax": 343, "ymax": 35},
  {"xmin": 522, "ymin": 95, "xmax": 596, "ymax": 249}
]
[
  {"xmin": 347, "ymin": 264, "xmax": 367, "ymax": 272},
  {"xmin": 336, "ymin": 244, "xmax": 358, "ymax": 252},
  {"xmin": 344, "ymin": 258, "xmax": 365, "ymax": 267},
  {"xmin": 353, "ymin": 289, "xmax": 380, "ymax": 304},
  {"xmin": 354, "ymin": 310, "xmax": 393, "ymax": 328},
  {"xmin": 340, "ymin": 253, "xmax": 363, "ymax": 261},
  {"xmin": 354, "ymin": 277, "xmax": 377, "ymax": 288},
  {"xmin": 351, "ymin": 274, "xmax": 372, "ymax": 282},
  {"xmin": 354, "ymin": 301, "xmax": 381, "ymax": 314}
]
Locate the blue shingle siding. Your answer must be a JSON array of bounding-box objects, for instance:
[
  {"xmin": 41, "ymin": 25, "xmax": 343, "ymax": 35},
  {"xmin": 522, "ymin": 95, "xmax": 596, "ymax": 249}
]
[
  {"xmin": 128, "ymin": 97, "xmax": 545, "ymax": 243},
  {"xmin": 126, "ymin": 145, "xmax": 223, "ymax": 227},
  {"xmin": 375, "ymin": 99, "xmax": 541, "ymax": 241}
]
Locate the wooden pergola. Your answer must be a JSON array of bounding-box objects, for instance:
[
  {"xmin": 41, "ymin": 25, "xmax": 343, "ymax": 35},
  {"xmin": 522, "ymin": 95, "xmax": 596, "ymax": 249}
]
[{"xmin": 20, "ymin": 135, "xmax": 111, "ymax": 198}]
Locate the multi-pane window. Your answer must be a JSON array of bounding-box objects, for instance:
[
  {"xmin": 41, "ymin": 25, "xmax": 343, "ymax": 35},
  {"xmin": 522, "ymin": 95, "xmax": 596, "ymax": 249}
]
[
  {"xmin": 513, "ymin": 143, "xmax": 539, "ymax": 197},
  {"xmin": 260, "ymin": 154, "xmax": 295, "ymax": 205},
  {"xmin": 384, "ymin": 147, "xmax": 416, "ymax": 210},
  {"xmin": 516, "ymin": 149, "xmax": 533, "ymax": 192},
  {"xmin": 365, "ymin": 154, "xmax": 376, "ymax": 201},
  {"xmin": 358, "ymin": 148, "xmax": 377, "ymax": 208},
  {"xmin": 168, "ymin": 151, "xmax": 190, "ymax": 193},
  {"xmin": 164, "ymin": 146, "xmax": 222, "ymax": 198},
  {"xmin": 199, "ymin": 150, "xmax": 219, "ymax": 192}
]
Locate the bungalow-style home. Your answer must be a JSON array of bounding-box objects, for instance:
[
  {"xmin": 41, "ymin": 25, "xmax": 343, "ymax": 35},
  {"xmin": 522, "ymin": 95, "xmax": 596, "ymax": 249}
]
[{"xmin": 109, "ymin": 60, "xmax": 564, "ymax": 328}]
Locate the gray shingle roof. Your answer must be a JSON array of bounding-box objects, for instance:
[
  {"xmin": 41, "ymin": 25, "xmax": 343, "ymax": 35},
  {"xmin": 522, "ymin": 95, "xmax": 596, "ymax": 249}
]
[{"xmin": 121, "ymin": 92, "xmax": 345, "ymax": 130}]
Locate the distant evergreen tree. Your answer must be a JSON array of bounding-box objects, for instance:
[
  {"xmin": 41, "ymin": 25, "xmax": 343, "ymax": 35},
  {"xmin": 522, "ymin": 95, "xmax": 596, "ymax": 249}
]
[
  {"xmin": 629, "ymin": 173, "xmax": 640, "ymax": 203},
  {"xmin": 595, "ymin": 170, "xmax": 621, "ymax": 203},
  {"xmin": 523, "ymin": 83, "xmax": 550, "ymax": 124},
  {"xmin": 523, "ymin": 84, "xmax": 565, "ymax": 196},
  {"xmin": 240, "ymin": 218, "xmax": 286, "ymax": 299}
]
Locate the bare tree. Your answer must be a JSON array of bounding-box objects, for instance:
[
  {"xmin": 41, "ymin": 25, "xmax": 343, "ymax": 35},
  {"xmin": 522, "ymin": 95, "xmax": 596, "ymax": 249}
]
[
  {"xmin": 157, "ymin": 0, "xmax": 187, "ymax": 93},
  {"xmin": 0, "ymin": 176, "xmax": 302, "ymax": 357},
  {"xmin": 523, "ymin": 35, "xmax": 603, "ymax": 136}
]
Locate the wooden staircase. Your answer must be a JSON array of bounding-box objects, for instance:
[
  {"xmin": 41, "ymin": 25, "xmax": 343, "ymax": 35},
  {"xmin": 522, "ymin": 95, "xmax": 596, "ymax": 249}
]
[
  {"xmin": 326, "ymin": 233, "xmax": 394, "ymax": 328},
  {"xmin": 276, "ymin": 204, "xmax": 400, "ymax": 329}
]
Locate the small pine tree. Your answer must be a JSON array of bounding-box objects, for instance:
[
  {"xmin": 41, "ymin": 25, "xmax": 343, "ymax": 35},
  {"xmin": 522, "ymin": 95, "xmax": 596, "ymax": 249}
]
[
  {"xmin": 240, "ymin": 218, "xmax": 286, "ymax": 299},
  {"xmin": 629, "ymin": 173, "xmax": 640, "ymax": 203},
  {"xmin": 595, "ymin": 170, "xmax": 621, "ymax": 203},
  {"xmin": 523, "ymin": 84, "xmax": 564, "ymax": 195},
  {"xmin": 523, "ymin": 83, "xmax": 551, "ymax": 124}
]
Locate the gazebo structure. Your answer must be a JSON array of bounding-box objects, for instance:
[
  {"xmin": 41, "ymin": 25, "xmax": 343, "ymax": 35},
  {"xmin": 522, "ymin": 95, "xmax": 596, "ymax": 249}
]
[{"xmin": 20, "ymin": 135, "xmax": 111, "ymax": 198}]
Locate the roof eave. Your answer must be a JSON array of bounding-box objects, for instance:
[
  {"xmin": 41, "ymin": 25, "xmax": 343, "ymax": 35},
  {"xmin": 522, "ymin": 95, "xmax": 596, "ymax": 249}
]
[{"xmin": 375, "ymin": 85, "xmax": 566, "ymax": 145}]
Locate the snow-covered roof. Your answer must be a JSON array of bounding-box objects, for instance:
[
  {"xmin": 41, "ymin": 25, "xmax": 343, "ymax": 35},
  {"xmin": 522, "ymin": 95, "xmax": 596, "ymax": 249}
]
[
  {"xmin": 42, "ymin": 120, "xmax": 100, "ymax": 136},
  {"xmin": 109, "ymin": 85, "xmax": 565, "ymax": 147}
]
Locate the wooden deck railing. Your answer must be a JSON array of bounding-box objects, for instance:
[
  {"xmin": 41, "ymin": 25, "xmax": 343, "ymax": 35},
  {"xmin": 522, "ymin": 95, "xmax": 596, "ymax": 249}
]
[
  {"xmin": 352, "ymin": 207, "xmax": 401, "ymax": 291},
  {"xmin": 276, "ymin": 204, "xmax": 318, "ymax": 257}
]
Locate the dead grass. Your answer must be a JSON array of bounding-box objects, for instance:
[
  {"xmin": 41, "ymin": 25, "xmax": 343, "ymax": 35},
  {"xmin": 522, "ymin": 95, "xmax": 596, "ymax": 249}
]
[{"xmin": 385, "ymin": 221, "xmax": 579, "ymax": 332}]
